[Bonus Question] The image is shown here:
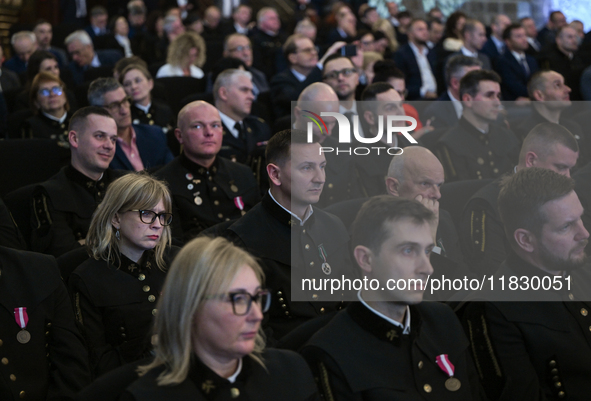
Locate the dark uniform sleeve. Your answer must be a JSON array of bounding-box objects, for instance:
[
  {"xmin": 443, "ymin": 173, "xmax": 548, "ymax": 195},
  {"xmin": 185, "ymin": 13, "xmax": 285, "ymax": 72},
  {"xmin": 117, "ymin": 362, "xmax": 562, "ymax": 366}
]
[
  {"xmin": 47, "ymin": 280, "xmax": 92, "ymax": 400},
  {"xmin": 435, "ymin": 143, "xmax": 470, "ymax": 183},
  {"xmin": 460, "ymin": 201, "xmax": 507, "ymax": 277},
  {"xmin": 0, "ymin": 198, "xmax": 26, "ymax": 250},
  {"xmin": 301, "ymin": 346, "xmax": 362, "ymax": 401},
  {"xmin": 31, "ymin": 190, "xmax": 84, "ymax": 257},
  {"xmin": 69, "ymin": 275, "xmax": 123, "ymax": 377}
]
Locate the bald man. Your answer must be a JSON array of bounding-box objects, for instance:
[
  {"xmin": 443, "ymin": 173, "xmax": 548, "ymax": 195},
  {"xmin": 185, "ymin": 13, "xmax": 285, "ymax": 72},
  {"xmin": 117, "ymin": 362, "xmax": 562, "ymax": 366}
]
[
  {"xmin": 461, "ymin": 122, "xmax": 579, "ymax": 277},
  {"xmin": 155, "ymin": 101, "xmax": 260, "ymax": 242}
]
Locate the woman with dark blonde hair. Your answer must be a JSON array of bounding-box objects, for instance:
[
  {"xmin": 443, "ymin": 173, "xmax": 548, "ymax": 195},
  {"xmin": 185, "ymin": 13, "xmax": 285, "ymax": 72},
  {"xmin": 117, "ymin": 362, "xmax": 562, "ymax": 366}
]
[
  {"xmin": 69, "ymin": 173, "xmax": 179, "ymax": 377},
  {"xmin": 21, "ymin": 71, "xmax": 71, "ymax": 143},
  {"xmin": 120, "ymin": 236, "xmax": 319, "ymax": 400},
  {"xmin": 156, "ymin": 31, "xmax": 206, "ymax": 78}
]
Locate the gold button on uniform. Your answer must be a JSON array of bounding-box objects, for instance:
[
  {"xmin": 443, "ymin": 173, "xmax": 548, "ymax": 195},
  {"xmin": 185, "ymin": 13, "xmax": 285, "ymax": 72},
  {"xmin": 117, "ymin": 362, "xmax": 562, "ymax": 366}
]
[
  {"xmin": 558, "ymin": 391, "xmax": 565, "ymax": 398},
  {"xmin": 423, "ymin": 384, "xmax": 432, "ymax": 393},
  {"xmin": 152, "ymin": 309, "xmax": 157, "ymax": 316},
  {"xmin": 305, "ymin": 244, "xmax": 310, "ymax": 250},
  {"xmin": 1, "ymin": 358, "xmax": 8, "ymax": 365},
  {"xmin": 312, "ymin": 294, "xmax": 318, "ymax": 299},
  {"xmin": 148, "ymin": 295, "xmax": 156, "ymax": 302},
  {"xmin": 569, "ymin": 293, "xmax": 574, "ymax": 300},
  {"xmin": 549, "ymin": 360, "xmax": 557, "ymax": 367},
  {"xmin": 217, "ymin": 213, "xmax": 223, "ymax": 219},
  {"xmin": 310, "ymin": 261, "xmax": 314, "ymax": 266},
  {"xmin": 0, "ymin": 339, "xmax": 3, "ymax": 346},
  {"xmin": 214, "ymin": 200, "xmax": 219, "ymax": 206},
  {"xmin": 320, "ymin": 307, "xmax": 325, "ymax": 313},
  {"xmin": 230, "ymin": 388, "xmax": 240, "ymax": 398},
  {"xmin": 10, "ymin": 374, "xmax": 15, "ymax": 381},
  {"xmin": 581, "ymin": 308, "xmax": 588, "ymax": 316},
  {"xmin": 143, "ymin": 286, "xmax": 150, "ymax": 292},
  {"xmin": 19, "ymin": 391, "xmax": 25, "ymax": 398},
  {"xmin": 138, "ymin": 274, "xmax": 145, "ymax": 281},
  {"xmin": 328, "ymin": 183, "xmax": 333, "ymax": 188},
  {"xmin": 418, "ymin": 361, "xmax": 424, "ymax": 369}
]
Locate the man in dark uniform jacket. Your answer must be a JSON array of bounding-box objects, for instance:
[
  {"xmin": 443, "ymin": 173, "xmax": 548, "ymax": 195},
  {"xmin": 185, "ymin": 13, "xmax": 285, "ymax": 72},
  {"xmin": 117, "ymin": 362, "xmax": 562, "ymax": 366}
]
[
  {"xmin": 0, "ymin": 246, "xmax": 91, "ymax": 400},
  {"xmin": 0, "ymin": 198, "xmax": 26, "ymax": 250},
  {"xmin": 515, "ymin": 70, "xmax": 589, "ymax": 167},
  {"xmin": 460, "ymin": 123, "xmax": 579, "ymax": 278},
  {"xmin": 436, "ymin": 69, "xmax": 520, "ymax": 182},
  {"xmin": 130, "ymin": 99, "xmax": 174, "ymax": 132},
  {"xmin": 226, "ymin": 129, "xmax": 355, "ymax": 341},
  {"xmin": 462, "ymin": 168, "xmax": 591, "ymax": 401},
  {"xmin": 292, "ymin": 82, "xmax": 362, "ymax": 209},
  {"xmin": 301, "ymin": 196, "xmax": 484, "ymax": 400},
  {"xmin": 31, "ymin": 107, "xmax": 124, "ymax": 257},
  {"xmin": 156, "ymin": 101, "xmax": 260, "ymax": 243},
  {"xmin": 213, "ymin": 68, "xmax": 271, "ymax": 167},
  {"xmin": 249, "ymin": 7, "xmax": 287, "ymax": 81}
]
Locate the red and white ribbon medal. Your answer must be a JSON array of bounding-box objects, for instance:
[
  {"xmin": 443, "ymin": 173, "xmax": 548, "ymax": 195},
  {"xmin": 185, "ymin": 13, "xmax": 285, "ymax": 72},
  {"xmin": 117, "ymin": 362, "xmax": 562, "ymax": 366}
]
[
  {"xmin": 436, "ymin": 354, "xmax": 461, "ymax": 391},
  {"xmin": 14, "ymin": 307, "xmax": 31, "ymax": 344},
  {"xmin": 234, "ymin": 196, "xmax": 244, "ymax": 211}
]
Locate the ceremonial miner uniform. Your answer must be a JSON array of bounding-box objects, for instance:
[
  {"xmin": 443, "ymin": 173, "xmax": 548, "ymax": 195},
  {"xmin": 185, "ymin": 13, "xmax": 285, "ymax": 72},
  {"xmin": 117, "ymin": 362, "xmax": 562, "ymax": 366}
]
[
  {"xmin": 227, "ymin": 192, "xmax": 354, "ymax": 340},
  {"xmin": 436, "ymin": 118, "xmax": 520, "ymax": 182},
  {"xmin": 68, "ymin": 247, "xmax": 179, "ymax": 377},
  {"xmin": 31, "ymin": 166, "xmax": 125, "ymax": 257},
  {"xmin": 0, "ymin": 246, "xmax": 91, "ymax": 400},
  {"xmin": 120, "ymin": 349, "xmax": 320, "ymax": 401},
  {"xmin": 301, "ymin": 301, "xmax": 484, "ymax": 400},
  {"xmin": 155, "ymin": 155, "xmax": 260, "ymax": 243},
  {"xmin": 462, "ymin": 250, "xmax": 591, "ymax": 400},
  {"xmin": 130, "ymin": 100, "xmax": 174, "ymax": 131},
  {"xmin": 219, "ymin": 115, "xmax": 271, "ymax": 165},
  {"xmin": 21, "ymin": 113, "xmax": 72, "ymax": 146}
]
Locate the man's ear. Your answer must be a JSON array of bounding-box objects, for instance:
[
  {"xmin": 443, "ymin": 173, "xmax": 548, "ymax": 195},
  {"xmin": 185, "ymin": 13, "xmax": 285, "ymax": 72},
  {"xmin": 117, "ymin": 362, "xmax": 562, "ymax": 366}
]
[
  {"xmin": 287, "ymin": 52, "xmax": 297, "ymax": 66},
  {"xmin": 68, "ymin": 130, "xmax": 79, "ymax": 149},
  {"xmin": 363, "ymin": 110, "xmax": 375, "ymax": 126},
  {"xmin": 461, "ymin": 93, "xmax": 473, "ymax": 107},
  {"xmin": 267, "ymin": 163, "xmax": 282, "ymax": 187},
  {"xmin": 354, "ymin": 245, "xmax": 373, "ymax": 275},
  {"xmin": 174, "ymin": 128, "xmax": 183, "ymax": 145},
  {"xmin": 385, "ymin": 176, "xmax": 400, "ymax": 196},
  {"xmin": 524, "ymin": 151, "xmax": 539, "ymax": 168},
  {"xmin": 218, "ymin": 86, "xmax": 229, "ymax": 102},
  {"xmin": 514, "ymin": 228, "xmax": 536, "ymax": 253},
  {"xmin": 531, "ymin": 89, "xmax": 544, "ymax": 101}
]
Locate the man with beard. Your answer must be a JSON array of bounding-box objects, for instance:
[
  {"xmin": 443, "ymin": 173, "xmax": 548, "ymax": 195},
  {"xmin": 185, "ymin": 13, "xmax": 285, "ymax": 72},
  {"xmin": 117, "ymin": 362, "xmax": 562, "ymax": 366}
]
[
  {"xmin": 393, "ymin": 18, "xmax": 437, "ymax": 100},
  {"xmin": 435, "ymin": 69, "xmax": 520, "ymax": 181},
  {"xmin": 462, "ymin": 167, "xmax": 591, "ymax": 401}
]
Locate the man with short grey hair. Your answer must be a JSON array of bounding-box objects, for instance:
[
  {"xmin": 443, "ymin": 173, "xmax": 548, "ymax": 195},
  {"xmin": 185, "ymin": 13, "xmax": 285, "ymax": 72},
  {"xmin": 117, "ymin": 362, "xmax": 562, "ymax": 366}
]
[
  {"xmin": 213, "ymin": 68, "xmax": 271, "ymax": 165},
  {"xmin": 65, "ymin": 30, "xmax": 121, "ymax": 85},
  {"xmin": 5, "ymin": 31, "xmax": 37, "ymax": 74},
  {"xmin": 87, "ymin": 77, "xmax": 172, "ymax": 171}
]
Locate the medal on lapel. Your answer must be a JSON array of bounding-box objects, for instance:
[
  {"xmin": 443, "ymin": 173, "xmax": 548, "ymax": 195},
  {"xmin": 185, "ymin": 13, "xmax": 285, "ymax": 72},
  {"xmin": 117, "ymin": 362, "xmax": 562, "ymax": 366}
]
[
  {"xmin": 318, "ymin": 244, "xmax": 332, "ymax": 275},
  {"xmin": 436, "ymin": 354, "xmax": 461, "ymax": 391},
  {"xmin": 14, "ymin": 307, "xmax": 31, "ymax": 344}
]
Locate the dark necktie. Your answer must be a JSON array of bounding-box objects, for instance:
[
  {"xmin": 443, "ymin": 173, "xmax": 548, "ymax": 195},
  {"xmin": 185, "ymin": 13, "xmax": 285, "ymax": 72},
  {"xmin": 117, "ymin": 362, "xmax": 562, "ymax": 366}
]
[
  {"xmin": 520, "ymin": 56, "xmax": 530, "ymax": 77},
  {"xmin": 234, "ymin": 121, "xmax": 247, "ymax": 147}
]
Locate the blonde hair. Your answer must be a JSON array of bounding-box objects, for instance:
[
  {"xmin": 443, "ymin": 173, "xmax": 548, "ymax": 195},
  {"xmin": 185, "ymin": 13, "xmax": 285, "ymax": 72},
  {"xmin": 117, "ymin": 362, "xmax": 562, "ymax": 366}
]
[
  {"xmin": 137, "ymin": 236, "xmax": 266, "ymax": 385},
  {"xmin": 85, "ymin": 172, "xmax": 173, "ymax": 270},
  {"xmin": 372, "ymin": 18, "xmax": 399, "ymax": 52},
  {"xmin": 362, "ymin": 51, "xmax": 383, "ymax": 70},
  {"xmin": 166, "ymin": 31, "xmax": 206, "ymax": 68}
]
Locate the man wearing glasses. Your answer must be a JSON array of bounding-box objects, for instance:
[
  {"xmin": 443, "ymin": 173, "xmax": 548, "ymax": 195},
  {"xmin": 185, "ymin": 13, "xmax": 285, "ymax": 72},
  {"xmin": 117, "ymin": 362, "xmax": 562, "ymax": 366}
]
[
  {"xmin": 223, "ymin": 33, "xmax": 269, "ymax": 97},
  {"xmin": 87, "ymin": 77, "xmax": 173, "ymax": 171},
  {"xmin": 270, "ymin": 34, "xmax": 344, "ymax": 118},
  {"xmin": 31, "ymin": 107, "xmax": 125, "ymax": 257}
]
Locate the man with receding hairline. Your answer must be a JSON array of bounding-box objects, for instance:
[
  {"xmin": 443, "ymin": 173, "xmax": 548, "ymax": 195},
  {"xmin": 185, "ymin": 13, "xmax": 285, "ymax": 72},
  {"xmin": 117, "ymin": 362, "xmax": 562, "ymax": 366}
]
[
  {"xmin": 460, "ymin": 122, "xmax": 580, "ymax": 277},
  {"xmin": 31, "ymin": 106, "xmax": 125, "ymax": 256},
  {"xmin": 155, "ymin": 101, "xmax": 260, "ymax": 242}
]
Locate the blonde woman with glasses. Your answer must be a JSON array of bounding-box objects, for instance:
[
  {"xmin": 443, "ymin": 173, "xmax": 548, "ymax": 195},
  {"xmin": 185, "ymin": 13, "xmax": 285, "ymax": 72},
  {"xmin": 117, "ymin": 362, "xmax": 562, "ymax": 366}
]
[
  {"xmin": 69, "ymin": 173, "xmax": 179, "ymax": 377},
  {"xmin": 120, "ymin": 236, "xmax": 320, "ymax": 400}
]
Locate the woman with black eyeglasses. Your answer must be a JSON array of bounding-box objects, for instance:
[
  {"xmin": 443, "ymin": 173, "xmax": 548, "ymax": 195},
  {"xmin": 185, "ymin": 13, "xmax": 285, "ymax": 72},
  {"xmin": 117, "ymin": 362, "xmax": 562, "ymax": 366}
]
[
  {"xmin": 68, "ymin": 173, "xmax": 180, "ymax": 378},
  {"xmin": 21, "ymin": 71, "xmax": 71, "ymax": 144},
  {"xmin": 119, "ymin": 236, "xmax": 320, "ymax": 401}
]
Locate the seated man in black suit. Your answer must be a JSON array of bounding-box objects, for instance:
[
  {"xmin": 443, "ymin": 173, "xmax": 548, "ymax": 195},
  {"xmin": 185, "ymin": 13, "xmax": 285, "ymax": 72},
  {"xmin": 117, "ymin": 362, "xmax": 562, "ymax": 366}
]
[
  {"xmin": 325, "ymin": 5, "xmax": 357, "ymax": 46},
  {"xmin": 393, "ymin": 18, "xmax": 438, "ymax": 100},
  {"xmin": 31, "ymin": 107, "xmax": 124, "ymax": 256},
  {"xmin": 65, "ymin": 30, "xmax": 122, "ymax": 86},
  {"xmin": 452, "ymin": 19, "xmax": 491, "ymax": 70},
  {"xmin": 249, "ymin": 7, "xmax": 287, "ymax": 81},
  {"xmin": 435, "ymin": 69, "xmax": 520, "ymax": 182},
  {"xmin": 222, "ymin": 34, "xmax": 269, "ymax": 97},
  {"xmin": 226, "ymin": 129, "xmax": 354, "ymax": 340},
  {"xmin": 481, "ymin": 14, "xmax": 511, "ymax": 62},
  {"xmin": 87, "ymin": 77, "xmax": 173, "ymax": 171},
  {"xmin": 301, "ymin": 196, "xmax": 484, "ymax": 400},
  {"xmin": 521, "ymin": 17, "xmax": 542, "ymax": 58},
  {"xmin": 155, "ymin": 101, "xmax": 260, "ymax": 242},
  {"xmin": 84, "ymin": 6, "xmax": 109, "ymax": 39},
  {"xmin": 270, "ymin": 34, "xmax": 343, "ymax": 118},
  {"xmin": 423, "ymin": 55, "xmax": 482, "ymax": 130},
  {"xmin": 495, "ymin": 23, "xmax": 539, "ymax": 101},
  {"xmin": 460, "ymin": 122, "xmax": 579, "ymax": 278},
  {"xmin": 463, "ymin": 167, "xmax": 591, "ymax": 400},
  {"xmin": 221, "ymin": 4, "xmax": 252, "ymax": 35},
  {"xmin": 213, "ymin": 68, "xmax": 271, "ymax": 174}
]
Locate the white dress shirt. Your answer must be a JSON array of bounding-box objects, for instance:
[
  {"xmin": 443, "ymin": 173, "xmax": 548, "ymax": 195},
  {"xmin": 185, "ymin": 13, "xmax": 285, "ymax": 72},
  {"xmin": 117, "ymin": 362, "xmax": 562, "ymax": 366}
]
[{"xmin": 409, "ymin": 42, "xmax": 437, "ymax": 97}]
